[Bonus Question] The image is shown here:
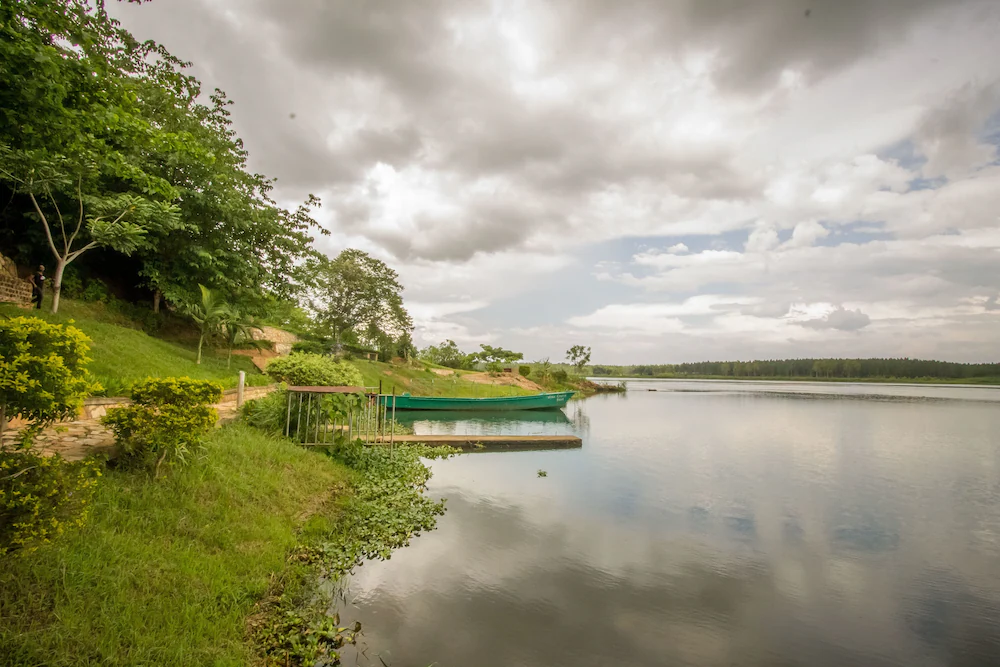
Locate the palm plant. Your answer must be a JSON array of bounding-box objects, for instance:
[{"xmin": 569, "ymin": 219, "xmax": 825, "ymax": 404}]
[
  {"xmin": 186, "ymin": 284, "xmax": 228, "ymax": 365},
  {"xmin": 221, "ymin": 308, "xmax": 264, "ymax": 368}
]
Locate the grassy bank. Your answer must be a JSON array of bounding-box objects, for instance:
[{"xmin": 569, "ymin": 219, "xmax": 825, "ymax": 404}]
[
  {"xmin": 352, "ymin": 359, "xmax": 536, "ymax": 397},
  {"xmin": 0, "ymin": 299, "xmax": 268, "ymax": 395},
  {"xmin": 0, "ymin": 424, "xmax": 351, "ymax": 666}
]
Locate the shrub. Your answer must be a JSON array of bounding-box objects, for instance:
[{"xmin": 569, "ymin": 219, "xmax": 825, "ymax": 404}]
[
  {"xmin": 0, "ymin": 317, "xmax": 100, "ymax": 442},
  {"xmin": 265, "ymin": 353, "xmax": 363, "ymax": 387},
  {"xmin": 290, "ymin": 339, "xmax": 328, "ymax": 355},
  {"xmin": 102, "ymin": 377, "xmax": 222, "ymax": 476},
  {"xmin": 0, "ymin": 449, "xmax": 101, "ymax": 556},
  {"xmin": 242, "ymin": 388, "xmax": 361, "ymax": 441},
  {"xmin": 518, "ymin": 365, "xmax": 531, "ymax": 378},
  {"xmin": 552, "ymin": 369, "xmax": 569, "ymax": 383},
  {"xmin": 80, "ymin": 280, "xmax": 111, "ymax": 303}
]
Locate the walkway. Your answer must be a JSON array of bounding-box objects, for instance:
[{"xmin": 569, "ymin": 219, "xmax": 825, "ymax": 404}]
[{"xmin": 0, "ymin": 385, "xmax": 276, "ymax": 461}]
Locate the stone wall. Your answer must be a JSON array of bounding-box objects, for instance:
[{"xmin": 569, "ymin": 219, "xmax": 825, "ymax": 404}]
[
  {"xmin": 251, "ymin": 326, "xmax": 300, "ymax": 355},
  {"xmin": 0, "ymin": 252, "xmax": 31, "ymax": 306}
]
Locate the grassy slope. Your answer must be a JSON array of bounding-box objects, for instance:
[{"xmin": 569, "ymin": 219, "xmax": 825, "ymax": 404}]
[
  {"xmin": 352, "ymin": 359, "xmax": 537, "ymax": 397},
  {"xmin": 0, "ymin": 299, "xmax": 268, "ymax": 395},
  {"xmin": 0, "ymin": 424, "xmax": 352, "ymax": 667}
]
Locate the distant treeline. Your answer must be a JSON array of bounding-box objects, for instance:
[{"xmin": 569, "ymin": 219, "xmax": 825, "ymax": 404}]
[{"xmin": 590, "ymin": 358, "xmax": 1000, "ymax": 380}]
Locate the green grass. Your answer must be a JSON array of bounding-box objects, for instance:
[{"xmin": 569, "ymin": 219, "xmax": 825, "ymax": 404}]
[
  {"xmin": 0, "ymin": 424, "xmax": 352, "ymax": 666},
  {"xmin": 0, "ymin": 299, "xmax": 269, "ymax": 396},
  {"xmin": 351, "ymin": 359, "xmax": 536, "ymax": 397}
]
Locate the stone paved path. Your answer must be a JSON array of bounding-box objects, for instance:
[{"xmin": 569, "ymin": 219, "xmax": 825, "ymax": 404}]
[{"xmin": 1, "ymin": 386, "xmax": 275, "ymax": 462}]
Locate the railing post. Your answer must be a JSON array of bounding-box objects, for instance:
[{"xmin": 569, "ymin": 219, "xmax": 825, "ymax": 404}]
[{"xmin": 237, "ymin": 371, "xmax": 245, "ymax": 407}]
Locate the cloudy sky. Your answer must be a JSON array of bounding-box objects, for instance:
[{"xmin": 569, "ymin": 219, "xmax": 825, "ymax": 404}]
[{"xmin": 111, "ymin": 0, "xmax": 1000, "ymax": 364}]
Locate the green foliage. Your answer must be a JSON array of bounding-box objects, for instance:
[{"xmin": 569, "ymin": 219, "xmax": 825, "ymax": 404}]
[
  {"xmin": 80, "ymin": 280, "xmax": 111, "ymax": 303},
  {"xmin": 474, "ymin": 344, "xmax": 524, "ymax": 366},
  {"xmin": 241, "ymin": 388, "xmax": 361, "ymax": 443},
  {"xmin": 518, "ymin": 365, "xmax": 531, "ymax": 378},
  {"xmin": 566, "ymin": 344, "xmax": 592, "ymax": 371},
  {"xmin": 309, "ymin": 249, "xmax": 413, "ymax": 350},
  {"xmin": 184, "ymin": 284, "xmax": 229, "ymax": 365},
  {"xmin": 537, "ymin": 469, "xmax": 548, "ymax": 478},
  {"xmin": 419, "ymin": 339, "xmax": 475, "ymax": 369},
  {"xmin": 0, "ymin": 316, "xmax": 100, "ymax": 439},
  {"xmin": 291, "ymin": 339, "xmax": 330, "ymax": 355},
  {"xmin": 0, "ymin": 298, "xmax": 269, "ymax": 396},
  {"xmin": 102, "ymin": 377, "xmax": 222, "ymax": 476},
  {"xmin": 485, "ymin": 360, "xmax": 504, "ymax": 375},
  {"xmin": 0, "ymin": 449, "xmax": 102, "ymax": 557},
  {"xmin": 0, "ymin": 425, "xmax": 353, "ymax": 665},
  {"xmin": 265, "ymin": 353, "xmax": 363, "ymax": 388},
  {"xmin": 552, "ymin": 369, "xmax": 569, "ymax": 383},
  {"xmin": 0, "ymin": 0, "xmax": 323, "ymax": 316}
]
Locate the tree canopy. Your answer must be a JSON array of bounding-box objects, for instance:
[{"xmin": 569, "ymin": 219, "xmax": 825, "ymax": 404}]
[
  {"xmin": 0, "ymin": 0, "xmax": 324, "ymax": 315},
  {"xmin": 308, "ymin": 249, "xmax": 413, "ymax": 351}
]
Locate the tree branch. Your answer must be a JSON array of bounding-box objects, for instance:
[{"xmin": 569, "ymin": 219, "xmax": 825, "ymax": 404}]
[
  {"xmin": 43, "ymin": 184, "xmax": 68, "ymax": 254},
  {"xmin": 68, "ymin": 176, "xmax": 85, "ymax": 249},
  {"xmin": 28, "ymin": 191, "xmax": 62, "ymax": 260},
  {"xmin": 67, "ymin": 241, "xmax": 99, "ymax": 263}
]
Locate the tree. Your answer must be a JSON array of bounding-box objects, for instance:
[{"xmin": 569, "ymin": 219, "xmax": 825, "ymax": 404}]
[
  {"xmin": 474, "ymin": 345, "xmax": 523, "ymax": 371},
  {"xmin": 0, "ymin": 317, "xmax": 100, "ymax": 439},
  {"xmin": 420, "ymin": 340, "xmax": 474, "ymax": 369},
  {"xmin": 309, "ymin": 249, "xmax": 413, "ymax": 351},
  {"xmin": 221, "ymin": 309, "xmax": 263, "ymax": 369},
  {"xmin": 566, "ymin": 345, "xmax": 592, "ymax": 372},
  {"xmin": 0, "ymin": 152, "xmax": 180, "ymax": 313},
  {"xmin": 184, "ymin": 285, "xmax": 228, "ymax": 365}
]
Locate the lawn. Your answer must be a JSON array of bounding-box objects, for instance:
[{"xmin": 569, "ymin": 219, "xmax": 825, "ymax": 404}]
[
  {"xmin": 0, "ymin": 425, "xmax": 352, "ymax": 666},
  {"xmin": 0, "ymin": 299, "xmax": 269, "ymax": 396}
]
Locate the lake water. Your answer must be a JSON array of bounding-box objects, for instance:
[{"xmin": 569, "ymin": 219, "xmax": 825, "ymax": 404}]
[{"xmin": 342, "ymin": 380, "xmax": 1000, "ymax": 666}]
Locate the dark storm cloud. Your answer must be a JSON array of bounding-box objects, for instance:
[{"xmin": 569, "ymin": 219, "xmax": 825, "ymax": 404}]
[{"xmin": 561, "ymin": 0, "xmax": 973, "ymax": 92}]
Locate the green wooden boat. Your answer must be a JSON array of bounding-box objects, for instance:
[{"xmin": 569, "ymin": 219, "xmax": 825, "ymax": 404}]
[{"xmin": 378, "ymin": 391, "xmax": 574, "ymax": 411}]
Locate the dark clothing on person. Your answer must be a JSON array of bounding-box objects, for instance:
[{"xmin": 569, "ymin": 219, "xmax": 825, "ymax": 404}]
[{"xmin": 31, "ymin": 271, "xmax": 45, "ymax": 309}]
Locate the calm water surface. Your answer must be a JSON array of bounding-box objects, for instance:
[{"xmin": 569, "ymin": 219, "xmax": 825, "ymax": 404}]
[{"xmin": 342, "ymin": 380, "xmax": 1000, "ymax": 666}]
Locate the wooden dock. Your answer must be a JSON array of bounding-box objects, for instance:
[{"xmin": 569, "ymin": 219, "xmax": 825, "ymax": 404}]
[{"xmin": 369, "ymin": 434, "xmax": 582, "ymax": 451}]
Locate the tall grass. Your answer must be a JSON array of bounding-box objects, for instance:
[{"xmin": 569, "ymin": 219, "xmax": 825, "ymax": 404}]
[{"xmin": 0, "ymin": 425, "xmax": 351, "ymax": 666}]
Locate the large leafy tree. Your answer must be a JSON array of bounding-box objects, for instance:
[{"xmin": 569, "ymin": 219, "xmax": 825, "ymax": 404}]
[
  {"xmin": 0, "ymin": 0, "xmax": 186, "ymax": 312},
  {"xmin": 0, "ymin": 0, "xmax": 325, "ymax": 315},
  {"xmin": 566, "ymin": 345, "xmax": 592, "ymax": 372},
  {"xmin": 309, "ymin": 249, "xmax": 413, "ymax": 350}
]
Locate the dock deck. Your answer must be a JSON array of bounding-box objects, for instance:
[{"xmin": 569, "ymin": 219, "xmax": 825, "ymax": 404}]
[{"xmin": 368, "ymin": 434, "xmax": 582, "ymax": 451}]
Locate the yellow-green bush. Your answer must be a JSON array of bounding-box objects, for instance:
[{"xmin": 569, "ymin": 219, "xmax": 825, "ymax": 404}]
[
  {"xmin": 0, "ymin": 317, "xmax": 100, "ymax": 441},
  {"xmin": 102, "ymin": 377, "xmax": 222, "ymax": 476},
  {"xmin": 0, "ymin": 449, "xmax": 101, "ymax": 557},
  {"xmin": 264, "ymin": 353, "xmax": 363, "ymax": 387}
]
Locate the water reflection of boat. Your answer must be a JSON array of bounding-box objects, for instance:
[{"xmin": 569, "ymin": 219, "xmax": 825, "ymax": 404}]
[{"xmin": 392, "ymin": 409, "xmax": 571, "ymax": 426}]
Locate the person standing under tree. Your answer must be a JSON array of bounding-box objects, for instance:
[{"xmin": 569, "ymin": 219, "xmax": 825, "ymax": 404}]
[{"xmin": 31, "ymin": 264, "xmax": 45, "ymax": 309}]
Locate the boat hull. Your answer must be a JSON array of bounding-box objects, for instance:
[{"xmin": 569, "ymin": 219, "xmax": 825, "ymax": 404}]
[{"xmin": 378, "ymin": 391, "xmax": 575, "ymax": 411}]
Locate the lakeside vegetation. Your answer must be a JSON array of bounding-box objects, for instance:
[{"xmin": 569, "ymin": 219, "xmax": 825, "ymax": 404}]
[
  {"xmin": 589, "ymin": 358, "xmax": 1000, "ymax": 385},
  {"xmin": 0, "ymin": 299, "xmax": 268, "ymax": 396}
]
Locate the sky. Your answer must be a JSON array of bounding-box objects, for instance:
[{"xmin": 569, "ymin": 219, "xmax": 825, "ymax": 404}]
[{"xmin": 109, "ymin": 0, "xmax": 1000, "ymax": 364}]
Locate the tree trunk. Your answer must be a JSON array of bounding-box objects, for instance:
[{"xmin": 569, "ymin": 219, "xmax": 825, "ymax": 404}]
[
  {"xmin": 1, "ymin": 403, "xmax": 6, "ymax": 439},
  {"xmin": 227, "ymin": 347, "xmax": 232, "ymax": 369},
  {"xmin": 197, "ymin": 333, "xmax": 204, "ymax": 364},
  {"xmin": 50, "ymin": 258, "xmax": 67, "ymax": 314},
  {"xmin": 153, "ymin": 290, "xmax": 161, "ymax": 314}
]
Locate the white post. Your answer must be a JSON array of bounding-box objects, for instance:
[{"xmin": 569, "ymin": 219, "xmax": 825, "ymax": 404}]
[{"xmin": 237, "ymin": 371, "xmax": 245, "ymax": 407}]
